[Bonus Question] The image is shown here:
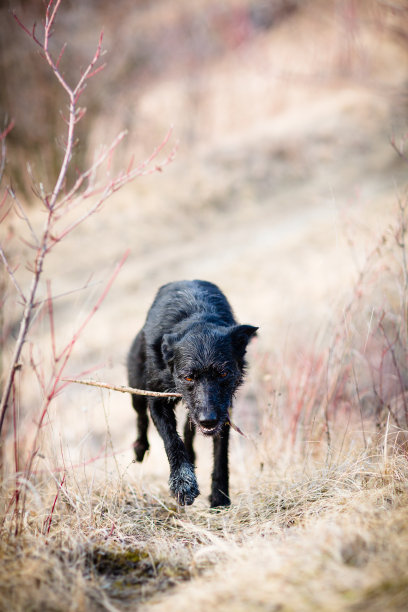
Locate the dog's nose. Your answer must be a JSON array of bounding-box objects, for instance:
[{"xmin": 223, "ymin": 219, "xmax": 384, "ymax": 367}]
[
  {"xmin": 199, "ymin": 410, "xmax": 218, "ymax": 430},
  {"xmin": 199, "ymin": 418, "xmax": 218, "ymax": 430}
]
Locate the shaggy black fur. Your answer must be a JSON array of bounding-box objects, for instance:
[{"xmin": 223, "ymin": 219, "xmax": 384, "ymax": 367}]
[{"xmin": 127, "ymin": 280, "xmax": 258, "ymax": 507}]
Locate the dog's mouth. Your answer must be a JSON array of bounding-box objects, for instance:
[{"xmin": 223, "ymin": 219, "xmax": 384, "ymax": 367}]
[
  {"xmin": 196, "ymin": 419, "xmax": 227, "ymax": 436},
  {"xmin": 199, "ymin": 423, "xmax": 218, "ymax": 435}
]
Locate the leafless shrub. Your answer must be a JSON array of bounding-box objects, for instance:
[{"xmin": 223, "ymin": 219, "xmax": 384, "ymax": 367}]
[
  {"xmin": 250, "ymin": 187, "xmax": 408, "ymax": 467},
  {"xmin": 0, "ymin": 0, "xmax": 175, "ymax": 533}
]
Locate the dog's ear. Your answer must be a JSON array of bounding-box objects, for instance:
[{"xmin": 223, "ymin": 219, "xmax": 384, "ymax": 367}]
[
  {"xmin": 230, "ymin": 325, "xmax": 258, "ymax": 357},
  {"xmin": 161, "ymin": 333, "xmax": 178, "ymax": 366}
]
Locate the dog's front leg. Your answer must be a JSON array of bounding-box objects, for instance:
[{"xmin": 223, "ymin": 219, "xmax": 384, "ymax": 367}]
[
  {"xmin": 184, "ymin": 417, "xmax": 196, "ymax": 465},
  {"xmin": 210, "ymin": 423, "xmax": 230, "ymax": 508},
  {"xmin": 149, "ymin": 398, "xmax": 200, "ymax": 506}
]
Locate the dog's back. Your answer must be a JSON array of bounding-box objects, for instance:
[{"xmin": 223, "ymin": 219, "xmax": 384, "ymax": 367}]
[{"xmin": 145, "ymin": 280, "xmax": 237, "ymax": 336}]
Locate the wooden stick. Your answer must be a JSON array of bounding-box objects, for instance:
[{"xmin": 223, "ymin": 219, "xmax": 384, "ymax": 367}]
[
  {"xmin": 63, "ymin": 378, "xmax": 182, "ymax": 398},
  {"xmin": 64, "ymin": 379, "xmax": 247, "ymax": 437},
  {"xmin": 227, "ymin": 417, "xmax": 247, "ymax": 438}
]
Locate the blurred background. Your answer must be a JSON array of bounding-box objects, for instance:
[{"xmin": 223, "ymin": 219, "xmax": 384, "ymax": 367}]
[{"xmin": 1, "ymin": 0, "xmax": 408, "ymax": 490}]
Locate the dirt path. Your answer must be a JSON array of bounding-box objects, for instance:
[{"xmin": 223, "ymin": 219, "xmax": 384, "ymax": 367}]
[{"xmin": 27, "ymin": 78, "xmax": 404, "ymax": 505}]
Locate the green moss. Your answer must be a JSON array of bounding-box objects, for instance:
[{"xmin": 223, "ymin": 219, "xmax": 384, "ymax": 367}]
[
  {"xmin": 89, "ymin": 546, "xmax": 150, "ymax": 576},
  {"xmin": 87, "ymin": 545, "xmax": 192, "ymax": 601}
]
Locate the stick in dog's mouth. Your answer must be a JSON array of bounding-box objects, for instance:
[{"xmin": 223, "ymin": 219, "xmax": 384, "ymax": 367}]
[{"xmin": 227, "ymin": 415, "xmax": 247, "ymax": 438}]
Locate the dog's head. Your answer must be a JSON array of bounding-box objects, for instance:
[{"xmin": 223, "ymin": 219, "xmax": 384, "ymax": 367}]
[{"xmin": 162, "ymin": 324, "xmax": 258, "ymax": 435}]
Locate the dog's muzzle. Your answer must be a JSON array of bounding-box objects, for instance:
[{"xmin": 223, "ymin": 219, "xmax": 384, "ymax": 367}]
[
  {"xmin": 199, "ymin": 420, "xmax": 218, "ymax": 434},
  {"xmin": 198, "ymin": 408, "xmax": 218, "ymax": 433}
]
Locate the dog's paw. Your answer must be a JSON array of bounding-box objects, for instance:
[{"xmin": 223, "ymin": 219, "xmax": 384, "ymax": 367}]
[
  {"xmin": 133, "ymin": 438, "xmax": 149, "ymax": 462},
  {"xmin": 210, "ymin": 489, "xmax": 231, "ymax": 508},
  {"xmin": 169, "ymin": 463, "xmax": 200, "ymax": 506}
]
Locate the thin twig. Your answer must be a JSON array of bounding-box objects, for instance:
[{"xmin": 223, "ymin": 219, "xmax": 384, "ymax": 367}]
[
  {"xmin": 54, "ymin": 130, "xmax": 128, "ymax": 212},
  {"xmin": 227, "ymin": 415, "xmax": 247, "ymax": 438},
  {"xmin": 9, "ymin": 190, "xmax": 40, "ymax": 248},
  {"xmin": 64, "ymin": 379, "xmax": 248, "ymax": 437},
  {"xmin": 0, "ymin": 245, "xmax": 26, "ymax": 303},
  {"xmin": 63, "ymin": 378, "xmax": 182, "ymax": 398},
  {"xmin": 43, "ymin": 473, "xmax": 66, "ymax": 535},
  {"xmin": 0, "ymin": 118, "xmax": 15, "ymax": 184}
]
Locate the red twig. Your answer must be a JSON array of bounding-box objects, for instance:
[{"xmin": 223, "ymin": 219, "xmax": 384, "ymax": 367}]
[
  {"xmin": 55, "ymin": 42, "xmax": 67, "ymax": 69},
  {"xmin": 1, "ymin": 1, "xmax": 176, "ymax": 509},
  {"xmin": 0, "ymin": 247, "xmax": 25, "ymax": 302},
  {"xmin": 30, "ymin": 343, "xmax": 46, "ymax": 397},
  {"xmin": 0, "ymin": 119, "xmax": 15, "ymax": 142},
  {"xmin": 12, "ymin": 381, "xmax": 19, "ymax": 475},
  {"xmin": 33, "ymin": 442, "xmax": 135, "ymax": 475},
  {"xmin": 52, "ymin": 250, "xmax": 130, "ymax": 398},
  {"xmin": 379, "ymin": 320, "xmax": 408, "ymax": 423},
  {"xmin": 46, "ymin": 281, "xmax": 57, "ymax": 363},
  {"xmin": 0, "ymin": 118, "xmax": 14, "ymax": 191},
  {"xmin": 0, "ymin": 197, "xmax": 12, "ymax": 223},
  {"xmin": 106, "ymin": 521, "xmax": 116, "ymax": 538},
  {"xmin": 15, "ymin": 250, "xmax": 131, "ymax": 504},
  {"xmin": 0, "ymin": 7, "xmax": 107, "ymax": 435},
  {"xmin": 43, "ymin": 473, "xmax": 66, "ymax": 535}
]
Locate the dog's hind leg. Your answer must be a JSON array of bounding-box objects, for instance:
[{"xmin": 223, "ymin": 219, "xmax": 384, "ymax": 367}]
[
  {"xmin": 210, "ymin": 423, "xmax": 230, "ymax": 508},
  {"xmin": 128, "ymin": 331, "xmax": 149, "ymax": 462},
  {"xmin": 184, "ymin": 417, "xmax": 196, "ymax": 465},
  {"xmin": 132, "ymin": 395, "xmax": 149, "ymax": 462}
]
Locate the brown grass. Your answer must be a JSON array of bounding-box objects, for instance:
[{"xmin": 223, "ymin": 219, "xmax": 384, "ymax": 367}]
[{"xmin": 1, "ymin": 445, "xmax": 408, "ymax": 611}]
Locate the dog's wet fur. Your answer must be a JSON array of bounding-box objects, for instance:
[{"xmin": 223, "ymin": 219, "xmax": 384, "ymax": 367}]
[{"xmin": 127, "ymin": 280, "xmax": 258, "ymax": 507}]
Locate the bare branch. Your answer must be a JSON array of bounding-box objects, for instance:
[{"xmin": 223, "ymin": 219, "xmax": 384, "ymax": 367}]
[
  {"xmin": 0, "ymin": 118, "xmax": 15, "ymax": 184},
  {"xmin": 0, "ymin": 119, "xmax": 15, "ymax": 142},
  {"xmin": 12, "ymin": 12, "xmax": 43, "ymax": 48},
  {"xmin": 46, "ymin": 281, "xmax": 57, "ymax": 363},
  {"xmin": 55, "ymin": 42, "xmax": 67, "ymax": 69},
  {"xmin": 50, "ymin": 129, "xmax": 175, "ymax": 246},
  {"xmin": 1, "ymin": 0, "xmax": 176, "ymax": 446},
  {"xmin": 9, "ymin": 191, "xmax": 40, "ymax": 248},
  {"xmin": 48, "ymin": 250, "xmax": 130, "ymax": 399},
  {"xmin": 54, "ymin": 130, "xmax": 128, "ymax": 213},
  {"xmin": 0, "ymin": 250, "xmax": 46, "ymax": 435},
  {"xmin": 0, "ymin": 245, "xmax": 26, "ymax": 303}
]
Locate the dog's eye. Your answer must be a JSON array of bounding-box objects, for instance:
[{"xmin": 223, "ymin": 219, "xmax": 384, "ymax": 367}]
[
  {"xmin": 184, "ymin": 375, "xmax": 194, "ymax": 382},
  {"xmin": 220, "ymin": 372, "xmax": 228, "ymax": 378}
]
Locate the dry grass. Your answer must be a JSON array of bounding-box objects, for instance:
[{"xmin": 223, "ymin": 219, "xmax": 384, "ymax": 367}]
[
  {"xmin": 1, "ymin": 445, "xmax": 408, "ymax": 611},
  {"xmin": 2, "ymin": 174, "xmax": 408, "ymax": 612},
  {"xmin": 2, "ymin": 208, "xmax": 408, "ymax": 609},
  {"xmin": 1, "ymin": 194, "xmax": 404, "ymax": 611}
]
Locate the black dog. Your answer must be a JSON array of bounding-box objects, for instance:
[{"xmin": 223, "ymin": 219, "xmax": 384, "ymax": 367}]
[{"xmin": 127, "ymin": 280, "xmax": 257, "ymax": 507}]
